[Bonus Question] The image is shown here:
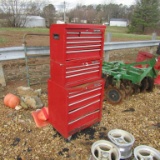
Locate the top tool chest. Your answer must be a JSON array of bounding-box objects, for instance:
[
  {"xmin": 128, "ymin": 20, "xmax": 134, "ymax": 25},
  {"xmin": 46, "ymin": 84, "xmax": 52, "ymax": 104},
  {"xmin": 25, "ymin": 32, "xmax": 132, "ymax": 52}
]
[
  {"xmin": 48, "ymin": 24, "xmax": 106, "ymax": 139},
  {"xmin": 50, "ymin": 24, "xmax": 106, "ymax": 63}
]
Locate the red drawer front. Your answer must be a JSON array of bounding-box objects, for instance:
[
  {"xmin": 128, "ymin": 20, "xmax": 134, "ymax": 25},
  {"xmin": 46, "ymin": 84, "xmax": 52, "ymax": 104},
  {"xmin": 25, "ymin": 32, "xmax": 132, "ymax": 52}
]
[
  {"xmin": 65, "ymin": 28, "xmax": 103, "ymax": 60},
  {"xmin": 50, "ymin": 24, "xmax": 106, "ymax": 63},
  {"xmin": 67, "ymin": 80, "xmax": 104, "ymax": 130},
  {"xmin": 50, "ymin": 59, "xmax": 102, "ymax": 87},
  {"xmin": 67, "ymin": 84, "xmax": 103, "ymax": 112},
  {"xmin": 68, "ymin": 110, "xmax": 100, "ymax": 132},
  {"xmin": 68, "ymin": 99, "xmax": 100, "ymax": 122}
]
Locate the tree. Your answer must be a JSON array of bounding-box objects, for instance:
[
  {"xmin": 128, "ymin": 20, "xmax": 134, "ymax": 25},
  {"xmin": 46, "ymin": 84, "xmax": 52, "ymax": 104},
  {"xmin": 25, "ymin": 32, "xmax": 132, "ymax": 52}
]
[
  {"xmin": 42, "ymin": 4, "xmax": 56, "ymax": 27},
  {"xmin": 129, "ymin": 0, "xmax": 160, "ymax": 33},
  {"xmin": 0, "ymin": 0, "xmax": 48, "ymax": 27},
  {"xmin": 0, "ymin": 0, "xmax": 26, "ymax": 27}
]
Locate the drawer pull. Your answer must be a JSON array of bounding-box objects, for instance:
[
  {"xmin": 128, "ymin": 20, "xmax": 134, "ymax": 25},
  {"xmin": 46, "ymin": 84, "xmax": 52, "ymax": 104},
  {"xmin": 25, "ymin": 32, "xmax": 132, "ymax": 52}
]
[
  {"xmin": 66, "ymin": 66, "xmax": 99, "ymax": 74},
  {"xmin": 67, "ymin": 32, "xmax": 101, "ymax": 34},
  {"xmin": 66, "ymin": 70, "xmax": 99, "ymax": 78},
  {"xmin": 69, "ymin": 93, "xmax": 101, "ymax": 106},
  {"xmin": 67, "ymin": 44, "xmax": 101, "ymax": 49},
  {"xmin": 67, "ymin": 36, "xmax": 101, "ymax": 39},
  {"xmin": 69, "ymin": 87, "xmax": 102, "ymax": 98},
  {"xmin": 66, "ymin": 49, "xmax": 100, "ymax": 54},
  {"xmin": 69, "ymin": 100, "xmax": 100, "ymax": 114},
  {"xmin": 66, "ymin": 62, "xmax": 100, "ymax": 69},
  {"xmin": 67, "ymin": 41, "xmax": 101, "ymax": 44},
  {"xmin": 68, "ymin": 110, "xmax": 100, "ymax": 125}
]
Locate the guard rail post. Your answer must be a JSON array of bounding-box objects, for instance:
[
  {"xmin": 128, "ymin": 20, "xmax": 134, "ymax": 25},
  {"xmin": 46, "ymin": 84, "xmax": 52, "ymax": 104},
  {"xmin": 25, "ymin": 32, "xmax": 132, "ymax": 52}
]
[
  {"xmin": 104, "ymin": 32, "xmax": 112, "ymax": 62},
  {"xmin": 0, "ymin": 63, "xmax": 6, "ymax": 86},
  {"xmin": 150, "ymin": 32, "xmax": 157, "ymax": 54}
]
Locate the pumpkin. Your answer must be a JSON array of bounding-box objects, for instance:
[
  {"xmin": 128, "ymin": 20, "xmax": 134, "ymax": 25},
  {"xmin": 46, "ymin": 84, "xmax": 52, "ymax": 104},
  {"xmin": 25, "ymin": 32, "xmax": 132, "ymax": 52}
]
[{"xmin": 4, "ymin": 93, "xmax": 20, "ymax": 109}]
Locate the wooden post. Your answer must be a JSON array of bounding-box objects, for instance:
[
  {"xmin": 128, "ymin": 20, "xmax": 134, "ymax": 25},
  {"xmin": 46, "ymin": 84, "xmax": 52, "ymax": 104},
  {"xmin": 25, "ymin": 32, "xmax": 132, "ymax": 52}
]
[{"xmin": 0, "ymin": 63, "xmax": 6, "ymax": 86}]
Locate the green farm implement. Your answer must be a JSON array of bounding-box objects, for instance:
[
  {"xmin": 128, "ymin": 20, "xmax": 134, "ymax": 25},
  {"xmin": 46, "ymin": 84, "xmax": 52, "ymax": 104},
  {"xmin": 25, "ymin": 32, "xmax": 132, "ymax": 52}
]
[{"xmin": 102, "ymin": 58, "xmax": 158, "ymax": 104}]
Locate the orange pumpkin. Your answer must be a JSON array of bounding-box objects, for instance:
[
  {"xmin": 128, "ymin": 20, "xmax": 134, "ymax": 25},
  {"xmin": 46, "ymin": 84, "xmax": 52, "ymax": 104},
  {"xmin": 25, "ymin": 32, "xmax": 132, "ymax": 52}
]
[{"xmin": 4, "ymin": 93, "xmax": 20, "ymax": 109}]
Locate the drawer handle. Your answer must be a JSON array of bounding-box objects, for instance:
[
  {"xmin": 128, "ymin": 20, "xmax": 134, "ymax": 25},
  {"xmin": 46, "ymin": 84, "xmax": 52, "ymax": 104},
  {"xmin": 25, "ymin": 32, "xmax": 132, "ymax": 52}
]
[
  {"xmin": 66, "ymin": 49, "xmax": 100, "ymax": 54},
  {"xmin": 67, "ymin": 32, "xmax": 101, "ymax": 34},
  {"xmin": 68, "ymin": 110, "xmax": 100, "ymax": 125},
  {"xmin": 69, "ymin": 93, "xmax": 101, "ymax": 106},
  {"xmin": 69, "ymin": 99, "xmax": 100, "ymax": 114},
  {"xmin": 69, "ymin": 87, "xmax": 102, "ymax": 98},
  {"xmin": 66, "ymin": 66, "xmax": 99, "ymax": 74},
  {"xmin": 67, "ymin": 44, "xmax": 101, "ymax": 49},
  {"xmin": 66, "ymin": 62, "xmax": 100, "ymax": 69},
  {"xmin": 66, "ymin": 70, "xmax": 99, "ymax": 78},
  {"xmin": 67, "ymin": 36, "xmax": 101, "ymax": 39},
  {"xmin": 67, "ymin": 40, "xmax": 101, "ymax": 44}
]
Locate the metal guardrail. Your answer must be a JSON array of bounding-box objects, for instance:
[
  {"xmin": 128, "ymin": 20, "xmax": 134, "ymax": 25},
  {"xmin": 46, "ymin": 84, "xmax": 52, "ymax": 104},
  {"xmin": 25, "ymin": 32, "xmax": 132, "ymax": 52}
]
[
  {"xmin": 0, "ymin": 40, "xmax": 160, "ymax": 61},
  {"xmin": 0, "ymin": 46, "xmax": 49, "ymax": 61},
  {"xmin": 1, "ymin": 37, "xmax": 160, "ymax": 86},
  {"xmin": 104, "ymin": 40, "xmax": 160, "ymax": 50}
]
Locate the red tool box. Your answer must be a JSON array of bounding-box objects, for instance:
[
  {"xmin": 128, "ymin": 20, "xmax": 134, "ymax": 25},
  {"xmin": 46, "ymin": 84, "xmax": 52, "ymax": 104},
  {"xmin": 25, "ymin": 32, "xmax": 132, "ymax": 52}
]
[
  {"xmin": 50, "ymin": 24, "xmax": 106, "ymax": 62},
  {"xmin": 48, "ymin": 24, "xmax": 106, "ymax": 139},
  {"xmin": 48, "ymin": 79, "xmax": 104, "ymax": 138}
]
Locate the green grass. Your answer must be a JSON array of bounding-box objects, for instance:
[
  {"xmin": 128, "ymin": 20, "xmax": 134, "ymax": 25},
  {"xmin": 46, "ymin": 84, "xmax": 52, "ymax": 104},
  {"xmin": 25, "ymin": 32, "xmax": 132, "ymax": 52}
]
[
  {"xmin": 106, "ymin": 26, "xmax": 160, "ymax": 40},
  {"xmin": 107, "ymin": 26, "xmax": 128, "ymax": 33},
  {"xmin": 112, "ymin": 33, "xmax": 160, "ymax": 40},
  {"xmin": 0, "ymin": 37, "xmax": 7, "ymax": 43},
  {"xmin": 0, "ymin": 26, "xmax": 159, "ymax": 42},
  {"xmin": 0, "ymin": 27, "xmax": 49, "ymax": 33}
]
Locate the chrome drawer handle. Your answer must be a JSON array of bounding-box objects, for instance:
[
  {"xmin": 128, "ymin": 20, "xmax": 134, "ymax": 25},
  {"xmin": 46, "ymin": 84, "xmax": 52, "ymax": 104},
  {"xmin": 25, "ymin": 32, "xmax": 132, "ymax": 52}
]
[
  {"xmin": 66, "ymin": 44, "xmax": 101, "ymax": 49},
  {"xmin": 68, "ymin": 93, "xmax": 101, "ymax": 106},
  {"xmin": 66, "ymin": 49, "xmax": 100, "ymax": 54},
  {"xmin": 66, "ymin": 66, "xmax": 99, "ymax": 74},
  {"xmin": 66, "ymin": 62, "xmax": 100, "ymax": 69},
  {"xmin": 68, "ymin": 110, "xmax": 100, "ymax": 125},
  {"xmin": 69, "ymin": 99, "xmax": 100, "ymax": 114},
  {"xmin": 66, "ymin": 70, "xmax": 99, "ymax": 78},
  {"xmin": 69, "ymin": 87, "xmax": 102, "ymax": 98}
]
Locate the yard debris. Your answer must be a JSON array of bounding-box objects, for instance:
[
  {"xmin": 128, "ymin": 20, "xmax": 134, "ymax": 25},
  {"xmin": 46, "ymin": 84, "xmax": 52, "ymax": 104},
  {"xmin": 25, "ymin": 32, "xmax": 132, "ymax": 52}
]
[
  {"xmin": 21, "ymin": 96, "xmax": 43, "ymax": 109},
  {"xmin": 3, "ymin": 86, "xmax": 44, "ymax": 110},
  {"xmin": 15, "ymin": 105, "xmax": 22, "ymax": 110},
  {"xmin": 11, "ymin": 137, "xmax": 21, "ymax": 146},
  {"xmin": 16, "ymin": 86, "xmax": 42, "ymax": 97},
  {"xmin": 4, "ymin": 93, "xmax": 20, "ymax": 109},
  {"xmin": 16, "ymin": 86, "xmax": 44, "ymax": 109},
  {"xmin": 122, "ymin": 107, "xmax": 135, "ymax": 112},
  {"xmin": 31, "ymin": 106, "xmax": 49, "ymax": 128}
]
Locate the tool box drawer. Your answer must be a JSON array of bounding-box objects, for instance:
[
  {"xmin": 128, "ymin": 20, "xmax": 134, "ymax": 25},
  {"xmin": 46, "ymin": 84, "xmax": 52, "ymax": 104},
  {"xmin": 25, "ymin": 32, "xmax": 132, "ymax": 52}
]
[
  {"xmin": 48, "ymin": 79, "xmax": 104, "ymax": 138},
  {"xmin": 50, "ymin": 58, "xmax": 102, "ymax": 87},
  {"xmin": 68, "ymin": 110, "xmax": 100, "ymax": 134},
  {"xmin": 50, "ymin": 24, "xmax": 106, "ymax": 63}
]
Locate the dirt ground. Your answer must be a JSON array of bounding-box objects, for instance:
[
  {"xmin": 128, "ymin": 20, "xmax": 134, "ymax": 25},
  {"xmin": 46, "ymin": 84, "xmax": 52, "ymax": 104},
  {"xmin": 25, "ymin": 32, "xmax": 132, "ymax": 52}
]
[{"xmin": 0, "ymin": 30, "xmax": 160, "ymax": 160}]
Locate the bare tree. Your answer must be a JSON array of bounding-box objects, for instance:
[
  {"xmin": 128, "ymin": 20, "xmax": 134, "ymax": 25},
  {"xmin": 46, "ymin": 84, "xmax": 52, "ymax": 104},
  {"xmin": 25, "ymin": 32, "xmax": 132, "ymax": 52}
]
[
  {"xmin": 0, "ymin": 0, "xmax": 48, "ymax": 27},
  {"xmin": 42, "ymin": 4, "xmax": 56, "ymax": 27},
  {"xmin": 0, "ymin": 0, "xmax": 26, "ymax": 27}
]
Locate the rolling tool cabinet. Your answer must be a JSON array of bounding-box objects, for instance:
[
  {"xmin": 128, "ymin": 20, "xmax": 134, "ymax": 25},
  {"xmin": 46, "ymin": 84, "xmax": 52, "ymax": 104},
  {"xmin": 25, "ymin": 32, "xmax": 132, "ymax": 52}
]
[
  {"xmin": 48, "ymin": 24, "xmax": 106, "ymax": 139},
  {"xmin": 48, "ymin": 79, "xmax": 104, "ymax": 138}
]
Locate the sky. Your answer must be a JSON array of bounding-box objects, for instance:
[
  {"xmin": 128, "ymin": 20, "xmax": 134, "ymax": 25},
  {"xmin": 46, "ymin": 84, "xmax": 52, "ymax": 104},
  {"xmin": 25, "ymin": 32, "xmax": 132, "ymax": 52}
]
[{"xmin": 52, "ymin": 0, "xmax": 136, "ymax": 10}]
